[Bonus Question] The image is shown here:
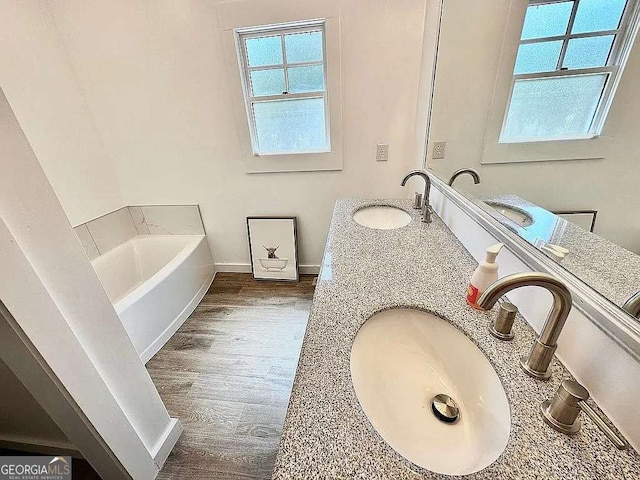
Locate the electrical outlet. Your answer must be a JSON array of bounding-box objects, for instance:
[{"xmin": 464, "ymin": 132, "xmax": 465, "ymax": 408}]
[
  {"xmin": 432, "ymin": 141, "xmax": 446, "ymax": 159},
  {"xmin": 376, "ymin": 143, "xmax": 389, "ymax": 162}
]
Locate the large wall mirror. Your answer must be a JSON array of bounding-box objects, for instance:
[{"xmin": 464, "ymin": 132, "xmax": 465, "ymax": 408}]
[{"xmin": 427, "ymin": 0, "xmax": 640, "ymax": 325}]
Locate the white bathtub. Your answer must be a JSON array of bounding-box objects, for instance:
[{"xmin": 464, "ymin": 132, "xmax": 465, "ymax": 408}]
[{"xmin": 91, "ymin": 235, "xmax": 215, "ymax": 363}]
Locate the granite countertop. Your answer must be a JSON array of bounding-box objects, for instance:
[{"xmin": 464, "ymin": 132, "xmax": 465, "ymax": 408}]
[
  {"xmin": 272, "ymin": 199, "xmax": 639, "ymax": 479},
  {"xmin": 480, "ymin": 194, "xmax": 640, "ymax": 308}
]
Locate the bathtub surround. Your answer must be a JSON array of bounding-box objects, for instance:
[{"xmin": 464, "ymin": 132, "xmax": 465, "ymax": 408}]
[
  {"xmin": 0, "ymin": 88, "xmax": 181, "ymax": 478},
  {"xmin": 74, "ymin": 205, "xmax": 205, "ymax": 260}
]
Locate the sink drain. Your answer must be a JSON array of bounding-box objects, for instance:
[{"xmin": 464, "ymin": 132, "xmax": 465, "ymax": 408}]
[{"xmin": 431, "ymin": 394, "xmax": 459, "ymax": 423}]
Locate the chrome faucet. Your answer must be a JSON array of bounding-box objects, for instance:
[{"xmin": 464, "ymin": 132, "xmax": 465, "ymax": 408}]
[
  {"xmin": 622, "ymin": 291, "xmax": 640, "ymax": 318},
  {"xmin": 448, "ymin": 168, "xmax": 480, "ymax": 186},
  {"xmin": 477, "ymin": 272, "xmax": 572, "ymax": 380},
  {"xmin": 401, "ymin": 170, "xmax": 432, "ymax": 223}
]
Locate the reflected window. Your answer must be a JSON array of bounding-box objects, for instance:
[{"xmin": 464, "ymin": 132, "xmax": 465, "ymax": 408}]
[
  {"xmin": 236, "ymin": 21, "xmax": 330, "ymax": 155},
  {"xmin": 501, "ymin": 0, "xmax": 639, "ymax": 142}
]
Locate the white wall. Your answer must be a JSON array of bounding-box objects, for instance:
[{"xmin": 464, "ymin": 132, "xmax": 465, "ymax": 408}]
[
  {"xmin": 47, "ymin": 0, "xmax": 428, "ymax": 269},
  {"xmin": 0, "ymin": 0, "xmax": 124, "ymax": 226},
  {"xmin": 427, "ymin": 0, "xmax": 640, "ymax": 253}
]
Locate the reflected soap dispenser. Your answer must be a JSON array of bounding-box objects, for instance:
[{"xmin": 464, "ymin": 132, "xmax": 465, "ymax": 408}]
[{"xmin": 466, "ymin": 243, "xmax": 504, "ymax": 309}]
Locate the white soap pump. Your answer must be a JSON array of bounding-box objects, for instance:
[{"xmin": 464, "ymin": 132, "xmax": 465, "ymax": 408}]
[{"xmin": 466, "ymin": 243, "xmax": 504, "ymax": 309}]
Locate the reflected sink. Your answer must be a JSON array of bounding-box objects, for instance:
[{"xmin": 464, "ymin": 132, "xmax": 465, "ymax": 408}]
[
  {"xmin": 350, "ymin": 309, "xmax": 510, "ymax": 476},
  {"xmin": 486, "ymin": 201, "xmax": 534, "ymax": 227},
  {"xmin": 352, "ymin": 206, "xmax": 411, "ymax": 230}
]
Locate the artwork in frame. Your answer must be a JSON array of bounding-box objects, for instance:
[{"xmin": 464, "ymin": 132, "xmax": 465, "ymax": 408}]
[{"xmin": 247, "ymin": 216, "xmax": 299, "ymax": 281}]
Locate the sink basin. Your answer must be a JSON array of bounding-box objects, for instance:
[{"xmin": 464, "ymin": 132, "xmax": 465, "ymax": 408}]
[
  {"xmin": 486, "ymin": 201, "xmax": 534, "ymax": 227},
  {"xmin": 352, "ymin": 206, "xmax": 411, "ymax": 230},
  {"xmin": 350, "ymin": 309, "xmax": 510, "ymax": 476}
]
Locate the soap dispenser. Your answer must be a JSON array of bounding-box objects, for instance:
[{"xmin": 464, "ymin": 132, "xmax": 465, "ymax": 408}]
[{"xmin": 466, "ymin": 243, "xmax": 504, "ymax": 309}]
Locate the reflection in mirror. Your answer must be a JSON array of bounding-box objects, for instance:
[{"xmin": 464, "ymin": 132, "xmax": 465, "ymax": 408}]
[{"xmin": 427, "ymin": 0, "xmax": 640, "ymax": 319}]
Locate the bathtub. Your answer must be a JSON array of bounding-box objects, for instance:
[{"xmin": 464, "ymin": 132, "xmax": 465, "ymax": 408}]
[{"xmin": 91, "ymin": 235, "xmax": 215, "ymax": 363}]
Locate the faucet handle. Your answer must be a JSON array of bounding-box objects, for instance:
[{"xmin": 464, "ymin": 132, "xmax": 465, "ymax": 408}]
[
  {"xmin": 540, "ymin": 380, "xmax": 589, "ymax": 434},
  {"xmin": 541, "ymin": 380, "xmax": 629, "ymax": 449},
  {"xmin": 489, "ymin": 302, "xmax": 517, "ymax": 340}
]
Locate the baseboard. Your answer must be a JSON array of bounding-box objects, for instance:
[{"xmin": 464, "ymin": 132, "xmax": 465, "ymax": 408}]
[
  {"xmin": 151, "ymin": 418, "xmax": 183, "ymax": 469},
  {"xmin": 140, "ymin": 273, "xmax": 215, "ymax": 364},
  {"xmin": 215, "ymin": 263, "xmax": 320, "ymax": 275}
]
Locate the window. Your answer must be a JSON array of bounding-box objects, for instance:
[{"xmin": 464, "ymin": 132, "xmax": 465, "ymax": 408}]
[
  {"xmin": 500, "ymin": 0, "xmax": 639, "ymax": 143},
  {"xmin": 235, "ymin": 20, "xmax": 330, "ymax": 155}
]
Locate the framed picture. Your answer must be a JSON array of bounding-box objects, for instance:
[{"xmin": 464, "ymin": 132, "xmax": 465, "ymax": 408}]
[{"xmin": 247, "ymin": 216, "xmax": 299, "ymax": 281}]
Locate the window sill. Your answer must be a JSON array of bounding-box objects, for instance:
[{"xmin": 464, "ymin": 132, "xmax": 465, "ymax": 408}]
[
  {"xmin": 253, "ymin": 148, "xmax": 332, "ymax": 156},
  {"xmin": 244, "ymin": 149, "xmax": 342, "ymax": 174},
  {"xmin": 498, "ymin": 134, "xmax": 599, "ymax": 144},
  {"xmin": 482, "ymin": 134, "xmax": 610, "ymax": 165}
]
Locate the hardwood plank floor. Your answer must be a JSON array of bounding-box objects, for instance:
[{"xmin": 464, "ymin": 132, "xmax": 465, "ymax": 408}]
[{"xmin": 149, "ymin": 273, "xmax": 314, "ymax": 480}]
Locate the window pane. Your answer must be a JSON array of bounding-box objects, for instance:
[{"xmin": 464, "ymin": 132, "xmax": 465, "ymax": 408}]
[
  {"xmin": 245, "ymin": 35, "xmax": 283, "ymax": 67},
  {"xmin": 563, "ymin": 35, "xmax": 614, "ymax": 69},
  {"xmin": 287, "ymin": 65, "xmax": 325, "ymax": 93},
  {"xmin": 284, "ymin": 31, "xmax": 323, "ymax": 63},
  {"xmin": 253, "ymin": 98, "xmax": 327, "ymax": 153},
  {"xmin": 502, "ymin": 74, "xmax": 607, "ymax": 140},
  {"xmin": 249, "ymin": 69, "xmax": 285, "ymax": 96},
  {"xmin": 521, "ymin": 2, "xmax": 573, "ymax": 40},
  {"xmin": 572, "ymin": 0, "xmax": 627, "ymax": 34},
  {"xmin": 514, "ymin": 41, "xmax": 563, "ymax": 74}
]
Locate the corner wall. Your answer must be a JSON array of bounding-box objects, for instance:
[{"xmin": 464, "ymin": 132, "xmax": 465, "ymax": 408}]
[{"xmin": 0, "ymin": 0, "xmax": 124, "ymax": 226}]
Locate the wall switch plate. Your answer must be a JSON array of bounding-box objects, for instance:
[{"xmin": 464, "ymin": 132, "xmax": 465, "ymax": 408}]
[
  {"xmin": 432, "ymin": 141, "xmax": 446, "ymax": 159},
  {"xmin": 376, "ymin": 143, "xmax": 389, "ymax": 162}
]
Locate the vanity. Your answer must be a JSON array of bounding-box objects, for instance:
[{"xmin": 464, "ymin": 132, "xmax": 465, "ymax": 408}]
[{"xmin": 272, "ymin": 197, "xmax": 639, "ymax": 479}]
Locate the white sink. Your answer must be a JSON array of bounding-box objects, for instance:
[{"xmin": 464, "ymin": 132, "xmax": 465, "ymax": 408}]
[
  {"xmin": 486, "ymin": 201, "xmax": 534, "ymax": 227},
  {"xmin": 352, "ymin": 206, "xmax": 411, "ymax": 230},
  {"xmin": 350, "ymin": 309, "xmax": 510, "ymax": 476}
]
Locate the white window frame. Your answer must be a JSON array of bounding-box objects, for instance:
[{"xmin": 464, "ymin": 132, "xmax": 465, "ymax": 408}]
[
  {"xmin": 217, "ymin": 0, "xmax": 343, "ymax": 174},
  {"xmin": 235, "ymin": 20, "xmax": 330, "ymax": 156},
  {"xmin": 499, "ymin": 0, "xmax": 640, "ymax": 144}
]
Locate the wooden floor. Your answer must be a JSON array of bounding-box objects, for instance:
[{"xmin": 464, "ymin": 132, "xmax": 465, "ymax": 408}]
[{"xmin": 148, "ymin": 273, "xmax": 315, "ymax": 480}]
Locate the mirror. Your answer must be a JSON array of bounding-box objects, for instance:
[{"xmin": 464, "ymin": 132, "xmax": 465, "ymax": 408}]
[{"xmin": 427, "ymin": 0, "xmax": 640, "ymax": 320}]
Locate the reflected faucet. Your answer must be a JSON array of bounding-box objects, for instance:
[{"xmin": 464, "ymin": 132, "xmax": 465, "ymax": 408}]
[
  {"xmin": 622, "ymin": 291, "xmax": 640, "ymax": 318},
  {"xmin": 477, "ymin": 272, "xmax": 572, "ymax": 380},
  {"xmin": 401, "ymin": 170, "xmax": 432, "ymax": 223},
  {"xmin": 448, "ymin": 168, "xmax": 480, "ymax": 187}
]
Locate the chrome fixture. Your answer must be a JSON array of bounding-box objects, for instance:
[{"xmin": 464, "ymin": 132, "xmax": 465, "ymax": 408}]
[
  {"xmin": 541, "ymin": 380, "xmax": 629, "ymax": 449},
  {"xmin": 401, "ymin": 170, "xmax": 432, "ymax": 223},
  {"xmin": 477, "ymin": 272, "xmax": 572, "ymax": 380},
  {"xmin": 431, "ymin": 394, "xmax": 459, "ymax": 423},
  {"xmin": 541, "ymin": 379, "xmax": 588, "ymax": 434},
  {"xmin": 622, "ymin": 290, "xmax": 640, "ymax": 318},
  {"xmin": 448, "ymin": 168, "xmax": 480, "ymax": 187},
  {"xmin": 489, "ymin": 302, "xmax": 517, "ymax": 341},
  {"xmin": 413, "ymin": 192, "xmax": 423, "ymax": 210}
]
